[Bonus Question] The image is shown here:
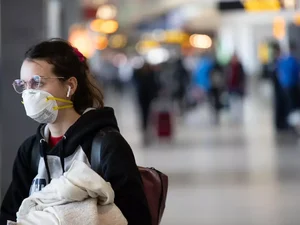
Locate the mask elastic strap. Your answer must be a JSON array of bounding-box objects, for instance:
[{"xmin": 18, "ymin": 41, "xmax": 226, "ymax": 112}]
[
  {"xmin": 53, "ymin": 105, "xmax": 73, "ymax": 111},
  {"xmin": 46, "ymin": 97, "xmax": 73, "ymax": 104}
]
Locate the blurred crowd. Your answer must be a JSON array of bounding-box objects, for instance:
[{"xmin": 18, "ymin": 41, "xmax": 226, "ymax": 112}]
[{"xmin": 93, "ymin": 50, "xmax": 248, "ymax": 146}]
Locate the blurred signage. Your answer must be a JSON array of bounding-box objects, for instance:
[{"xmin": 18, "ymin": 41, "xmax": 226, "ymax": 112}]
[
  {"xmin": 217, "ymin": 0, "xmax": 297, "ymax": 11},
  {"xmin": 217, "ymin": 1, "xmax": 244, "ymax": 11},
  {"xmin": 244, "ymin": 0, "xmax": 281, "ymax": 11}
]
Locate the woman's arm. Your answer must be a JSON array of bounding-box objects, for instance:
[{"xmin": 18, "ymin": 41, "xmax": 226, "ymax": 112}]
[
  {"xmin": 0, "ymin": 137, "xmax": 36, "ymax": 225},
  {"xmin": 98, "ymin": 132, "xmax": 152, "ymax": 225}
]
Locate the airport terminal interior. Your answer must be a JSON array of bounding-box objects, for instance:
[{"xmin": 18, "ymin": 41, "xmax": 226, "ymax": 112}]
[{"xmin": 2, "ymin": 0, "xmax": 300, "ymax": 224}]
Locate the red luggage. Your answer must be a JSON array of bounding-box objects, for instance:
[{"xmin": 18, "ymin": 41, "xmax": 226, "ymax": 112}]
[
  {"xmin": 151, "ymin": 97, "xmax": 174, "ymax": 139},
  {"xmin": 156, "ymin": 111, "xmax": 172, "ymax": 137}
]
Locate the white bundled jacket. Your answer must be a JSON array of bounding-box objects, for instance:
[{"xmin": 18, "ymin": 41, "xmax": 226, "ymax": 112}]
[{"xmin": 9, "ymin": 160, "xmax": 127, "ymax": 225}]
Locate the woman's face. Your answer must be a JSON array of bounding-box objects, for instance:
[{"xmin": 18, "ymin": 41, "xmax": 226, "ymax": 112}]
[{"xmin": 20, "ymin": 59, "xmax": 69, "ymax": 103}]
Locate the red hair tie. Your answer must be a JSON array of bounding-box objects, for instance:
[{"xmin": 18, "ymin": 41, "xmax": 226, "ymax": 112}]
[{"xmin": 73, "ymin": 47, "xmax": 85, "ymax": 62}]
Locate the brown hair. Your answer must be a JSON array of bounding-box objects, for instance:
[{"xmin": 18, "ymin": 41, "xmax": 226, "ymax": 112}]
[{"xmin": 24, "ymin": 38, "xmax": 104, "ymax": 114}]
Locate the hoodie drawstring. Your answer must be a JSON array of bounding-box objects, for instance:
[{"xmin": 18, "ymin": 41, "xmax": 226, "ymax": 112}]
[
  {"xmin": 59, "ymin": 136, "xmax": 66, "ymax": 173},
  {"xmin": 40, "ymin": 139, "xmax": 51, "ymax": 182},
  {"xmin": 40, "ymin": 136, "xmax": 67, "ymax": 183}
]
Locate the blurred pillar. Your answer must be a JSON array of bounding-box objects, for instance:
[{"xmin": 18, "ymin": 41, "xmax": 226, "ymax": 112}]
[
  {"xmin": 60, "ymin": 0, "xmax": 82, "ymax": 40},
  {"xmin": 235, "ymin": 25, "xmax": 257, "ymax": 76},
  {"xmin": 287, "ymin": 23, "xmax": 300, "ymax": 59},
  {"xmin": 46, "ymin": 0, "xmax": 62, "ymax": 38},
  {"xmin": 217, "ymin": 25, "xmax": 235, "ymax": 63},
  {"xmin": 0, "ymin": 0, "xmax": 47, "ymax": 200},
  {"xmin": 218, "ymin": 25, "xmax": 257, "ymax": 75}
]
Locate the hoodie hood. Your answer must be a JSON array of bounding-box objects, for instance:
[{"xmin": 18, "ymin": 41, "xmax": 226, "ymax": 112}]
[
  {"xmin": 35, "ymin": 107, "xmax": 119, "ymax": 182},
  {"xmin": 60, "ymin": 107, "xmax": 119, "ymax": 156},
  {"xmin": 37, "ymin": 107, "xmax": 119, "ymax": 154}
]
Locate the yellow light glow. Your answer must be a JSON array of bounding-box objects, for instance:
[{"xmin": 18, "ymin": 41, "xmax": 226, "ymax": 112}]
[
  {"xmin": 164, "ymin": 30, "xmax": 189, "ymax": 44},
  {"xmin": 294, "ymin": 13, "xmax": 300, "ymax": 26},
  {"xmin": 95, "ymin": 35, "xmax": 108, "ymax": 50},
  {"xmin": 90, "ymin": 19, "xmax": 105, "ymax": 32},
  {"xmin": 90, "ymin": 19, "xmax": 119, "ymax": 34},
  {"xmin": 284, "ymin": 0, "xmax": 296, "ymax": 9},
  {"xmin": 273, "ymin": 16, "xmax": 286, "ymax": 40},
  {"xmin": 96, "ymin": 4, "xmax": 117, "ymax": 20},
  {"xmin": 104, "ymin": 20, "xmax": 118, "ymax": 34},
  {"xmin": 244, "ymin": 0, "xmax": 281, "ymax": 11},
  {"xmin": 101, "ymin": 20, "xmax": 119, "ymax": 34},
  {"xmin": 136, "ymin": 40, "xmax": 160, "ymax": 54},
  {"xmin": 69, "ymin": 27, "xmax": 95, "ymax": 58},
  {"xmin": 109, "ymin": 34, "xmax": 127, "ymax": 48},
  {"xmin": 189, "ymin": 34, "xmax": 212, "ymax": 49},
  {"xmin": 258, "ymin": 43, "xmax": 270, "ymax": 63}
]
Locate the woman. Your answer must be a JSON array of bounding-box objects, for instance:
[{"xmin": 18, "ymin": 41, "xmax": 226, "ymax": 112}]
[{"xmin": 0, "ymin": 39, "xmax": 151, "ymax": 225}]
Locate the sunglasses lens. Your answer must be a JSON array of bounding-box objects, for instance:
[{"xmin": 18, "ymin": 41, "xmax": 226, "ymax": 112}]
[
  {"xmin": 30, "ymin": 75, "xmax": 41, "ymax": 90},
  {"xmin": 12, "ymin": 79, "xmax": 25, "ymax": 94}
]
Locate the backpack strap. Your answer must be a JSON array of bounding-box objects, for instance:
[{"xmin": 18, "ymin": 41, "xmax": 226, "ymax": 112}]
[
  {"xmin": 31, "ymin": 140, "xmax": 40, "ymax": 174},
  {"xmin": 90, "ymin": 127, "xmax": 119, "ymax": 172},
  {"xmin": 90, "ymin": 130, "xmax": 105, "ymax": 173}
]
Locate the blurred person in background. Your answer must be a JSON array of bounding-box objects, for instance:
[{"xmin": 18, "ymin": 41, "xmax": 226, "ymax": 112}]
[
  {"xmin": 133, "ymin": 62, "xmax": 160, "ymax": 146},
  {"xmin": 0, "ymin": 39, "xmax": 151, "ymax": 225},
  {"xmin": 193, "ymin": 50, "xmax": 225, "ymax": 124},
  {"xmin": 173, "ymin": 58, "xmax": 190, "ymax": 116},
  {"xmin": 269, "ymin": 43, "xmax": 287, "ymax": 131},
  {"xmin": 273, "ymin": 42, "xmax": 300, "ymax": 132},
  {"xmin": 193, "ymin": 51, "xmax": 214, "ymax": 93},
  {"xmin": 226, "ymin": 53, "xmax": 246, "ymax": 123},
  {"xmin": 209, "ymin": 60, "xmax": 225, "ymax": 125},
  {"xmin": 118, "ymin": 62, "xmax": 134, "ymax": 93}
]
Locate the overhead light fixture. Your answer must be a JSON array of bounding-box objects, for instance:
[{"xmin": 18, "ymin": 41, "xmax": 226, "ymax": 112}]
[
  {"xmin": 90, "ymin": 19, "xmax": 105, "ymax": 32},
  {"xmin": 146, "ymin": 48, "xmax": 170, "ymax": 65},
  {"xmin": 96, "ymin": 4, "xmax": 117, "ymax": 20},
  {"xmin": 283, "ymin": 0, "xmax": 296, "ymax": 9},
  {"xmin": 95, "ymin": 35, "xmax": 108, "ymax": 50},
  {"xmin": 273, "ymin": 16, "xmax": 286, "ymax": 40},
  {"xmin": 90, "ymin": 19, "xmax": 119, "ymax": 34},
  {"xmin": 99, "ymin": 20, "xmax": 119, "ymax": 34},
  {"xmin": 69, "ymin": 26, "xmax": 96, "ymax": 58},
  {"xmin": 189, "ymin": 34, "xmax": 212, "ymax": 49}
]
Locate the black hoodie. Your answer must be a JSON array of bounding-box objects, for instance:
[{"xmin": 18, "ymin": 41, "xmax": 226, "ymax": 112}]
[{"xmin": 0, "ymin": 107, "xmax": 152, "ymax": 225}]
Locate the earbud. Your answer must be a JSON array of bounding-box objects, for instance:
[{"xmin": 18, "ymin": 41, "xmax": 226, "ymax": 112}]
[{"xmin": 67, "ymin": 86, "xmax": 71, "ymax": 98}]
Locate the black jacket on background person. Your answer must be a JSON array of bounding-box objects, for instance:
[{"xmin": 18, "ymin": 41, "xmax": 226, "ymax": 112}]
[{"xmin": 0, "ymin": 107, "xmax": 152, "ymax": 225}]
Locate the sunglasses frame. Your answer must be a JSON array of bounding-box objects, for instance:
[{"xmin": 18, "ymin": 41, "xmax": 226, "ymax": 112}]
[{"xmin": 12, "ymin": 75, "xmax": 65, "ymax": 94}]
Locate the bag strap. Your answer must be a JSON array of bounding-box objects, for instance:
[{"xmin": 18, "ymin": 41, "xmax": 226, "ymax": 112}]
[
  {"xmin": 31, "ymin": 140, "xmax": 40, "ymax": 174},
  {"xmin": 90, "ymin": 130, "xmax": 105, "ymax": 172},
  {"xmin": 90, "ymin": 127, "xmax": 119, "ymax": 172}
]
